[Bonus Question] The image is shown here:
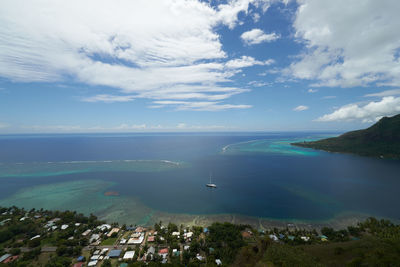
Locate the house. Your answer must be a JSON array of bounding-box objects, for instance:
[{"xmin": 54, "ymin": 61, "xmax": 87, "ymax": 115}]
[
  {"xmin": 288, "ymin": 235, "xmax": 295, "ymax": 241},
  {"xmin": 0, "ymin": 254, "xmax": 11, "ymax": 263},
  {"xmin": 135, "ymin": 226, "xmax": 145, "ymax": 233},
  {"xmin": 147, "ymin": 246, "xmax": 155, "ymax": 255},
  {"xmin": 123, "ymin": 251, "xmax": 135, "ymax": 260},
  {"xmin": 82, "ymin": 229, "xmax": 91, "ymax": 236},
  {"xmin": 76, "ymin": 256, "xmax": 85, "ymax": 262},
  {"xmin": 3, "ymin": 256, "xmax": 18, "ymax": 264},
  {"xmin": 172, "ymin": 231, "xmax": 180, "ymax": 237},
  {"xmin": 196, "ymin": 254, "xmax": 204, "ymax": 261},
  {"xmin": 100, "ymin": 248, "xmax": 109, "ymax": 255},
  {"xmin": 158, "ymin": 248, "xmax": 168, "ymax": 258},
  {"xmin": 89, "ymin": 234, "xmax": 100, "ymax": 244},
  {"xmin": 184, "ymin": 232, "xmax": 193, "ymax": 239},
  {"xmin": 127, "ymin": 233, "xmax": 144, "ymax": 244},
  {"xmin": 184, "ymin": 245, "xmax": 190, "ymax": 250},
  {"xmin": 172, "ymin": 249, "xmax": 180, "ymax": 256},
  {"xmin": 97, "ymin": 224, "xmax": 112, "ymax": 231},
  {"xmin": 203, "ymin": 228, "xmax": 208, "ymax": 233},
  {"xmin": 147, "ymin": 236, "xmax": 155, "ymax": 242},
  {"xmin": 301, "ymin": 236, "xmax": 310, "ymax": 242},
  {"xmin": 30, "ymin": 235, "xmax": 40, "ymax": 240},
  {"xmin": 269, "ymin": 234, "xmax": 278, "ymax": 241},
  {"xmin": 90, "ymin": 255, "xmax": 100, "ymax": 261},
  {"xmin": 215, "ymin": 259, "xmax": 222, "ymax": 266},
  {"xmin": 107, "ymin": 227, "xmax": 120, "ymax": 237},
  {"xmin": 73, "ymin": 263, "xmax": 84, "ymax": 267},
  {"xmin": 93, "ymin": 250, "xmax": 100, "ymax": 255},
  {"xmin": 108, "ymin": 249, "xmax": 122, "ymax": 258},
  {"xmin": 61, "ymin": 224, "xmax": 69, "ymax": 230},
  {"xmin": 242, "ymin": 231, "xmax": 252, "ymax": 238},
  {"xmin": 88, "ymin": 260, "xmax": 97, "ymax": 266},
  {"xmin": 75, "ymin": 223, "xmax": 81, "ymax": 227},
  {"xmin": 120, "ymin": 238, "xmax": 127, "ymax": 244}
]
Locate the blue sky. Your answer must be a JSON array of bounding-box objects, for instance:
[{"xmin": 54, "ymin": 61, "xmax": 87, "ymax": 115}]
[{"xmin": 1, "ymin": 0, "xmax": 400, "ymax": 133}]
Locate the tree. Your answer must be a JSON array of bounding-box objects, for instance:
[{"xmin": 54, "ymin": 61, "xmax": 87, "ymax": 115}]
[{"xmin": 101, "ymin": 259, "xmax": 112, "ymax": 267}]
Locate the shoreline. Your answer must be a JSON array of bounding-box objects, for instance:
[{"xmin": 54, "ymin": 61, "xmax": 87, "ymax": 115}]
[{"xmin": 96, "ymin": 204, "xmax": 392, "ymax": 231}]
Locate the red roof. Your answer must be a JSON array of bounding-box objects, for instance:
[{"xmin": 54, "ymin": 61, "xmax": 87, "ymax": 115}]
[
  {"xmin": 159, "ymin": 248, "xmax": 168, "ymax": 254},
  {"xmin": 3, "ymin": 256, "xmax": 19, "ymax": 263},
  {"xmin": 147, "ymin": 236, "xmax": 155, "ymax": 242},
  {"xmin": 73, "ymin": 263, "xmax": 84, "ymax": 267}
]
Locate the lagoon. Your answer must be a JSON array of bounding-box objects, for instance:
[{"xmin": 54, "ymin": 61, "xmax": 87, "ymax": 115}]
[{"xmin": 0, "ymin": 133, "xmax": 399, "ymax": 227}]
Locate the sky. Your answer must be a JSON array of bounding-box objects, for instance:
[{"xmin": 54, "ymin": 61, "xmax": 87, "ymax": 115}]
[{"xmin": 1, "ymin": 0, "xmax": 400, "ymax": 133}]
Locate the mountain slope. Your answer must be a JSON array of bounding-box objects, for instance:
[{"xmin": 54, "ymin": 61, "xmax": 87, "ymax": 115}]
[{"xmin": 292, "ymin": 114, "xmax": 400, "ymax": 158}]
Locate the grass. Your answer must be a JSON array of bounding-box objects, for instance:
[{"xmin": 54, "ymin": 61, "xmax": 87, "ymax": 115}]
[
  {"xmin": 100, "ymin": 237, "xmax": 118, "ymax": 246},
  {"xmin": 300, "ymin": 239, "xmax": 372, "ymax": 266}
]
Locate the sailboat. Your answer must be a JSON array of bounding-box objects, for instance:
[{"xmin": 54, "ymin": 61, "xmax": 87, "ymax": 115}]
[{"xmin": 206, "ymin": 173, "xmax": 217, "ymax": 188}]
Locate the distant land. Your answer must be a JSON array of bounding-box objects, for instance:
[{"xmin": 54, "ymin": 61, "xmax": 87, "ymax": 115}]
[{"xmin": 292, "ymin": 114, "xmax": 400, "ymax": 159}]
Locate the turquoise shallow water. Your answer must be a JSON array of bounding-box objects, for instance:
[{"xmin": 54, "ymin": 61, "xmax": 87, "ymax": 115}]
[
  {"xmin": 0, "ymin": 133, "xmax": 399, "ymax": 225},
  {"xmin": 222, "ymin": 138, "xmax": 320, "ymax": 156},
  {"xmin": 0, "ymin": 160, "xmax": 185, "ymax": 178}
]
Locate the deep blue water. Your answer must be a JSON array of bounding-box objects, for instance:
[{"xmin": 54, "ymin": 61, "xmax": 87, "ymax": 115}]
[{"xmin": 0, "ymin": 132, "xmax": 399, "ymax": 222}]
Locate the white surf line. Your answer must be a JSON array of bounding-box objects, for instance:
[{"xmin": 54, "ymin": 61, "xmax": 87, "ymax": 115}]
[{"xmin": 222, "ymin": 139, "xmax": 268, "ymax": 152}]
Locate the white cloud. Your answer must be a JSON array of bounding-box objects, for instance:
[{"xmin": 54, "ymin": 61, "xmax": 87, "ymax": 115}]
[
  {"xmin": 316, "ymin": 96, "xmax": 400, "ymax": 122},
  {"xmin": 293, "ymin": 105, "xmax": 308, "ymax": 111},
  {"xmin": 365, "ymin": 89, "xmax": 400, "ymax": 97},
  {"xmin": 21, "ymin": 123, "xmax": 229, "ymax": 132},
  {"xmin": 252, "ymin": 13, "xmax": 261, "ymax": 23},
  {"xmin": 248, "ymin": 80, "xmax": 271, "ymax": 87},
  {"xmin": 217, "ymin": 0, "xmax": 271, "ymax": 29},
  {"xmin": 240, "ymin": 29, "xmax": 280, "ymax": 45},
  {"xmin": 0, "ymin": 0, "xmax": 270, "ymax": 109},
  {"xmin": 82, "ymin": 94, "xmax": 135, "ymax": 103},
  {"xmin": 307, "ymin": 89, "xmax": 318, "ymax": 93},
  {"xmin": 288, "ymin": 0, "xmax": 400, "ymax": 87},
  {"xmin": 321, "ymin": 95, "xmax": 336, "ymax": 99},
  {"xmin": 225, "ymin": 56, "xmax": 274, "ymax": 69},
  {"xmin": 151, "ymin": 100, "xmax": 252, "ymax": 111}
]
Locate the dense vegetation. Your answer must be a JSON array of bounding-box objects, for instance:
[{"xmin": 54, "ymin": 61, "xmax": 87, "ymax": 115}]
[
  {"xmin": 292, "ymin": 114, "xmax": 400, "ymax": 158},
  {"xmin": 2, "ymin": 206, "xmax": 400, "ymax": 266}
]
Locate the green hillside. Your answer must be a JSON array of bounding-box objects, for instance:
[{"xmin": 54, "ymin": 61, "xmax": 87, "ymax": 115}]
[{"xmin": 292, "ymin": 114, "xmax": 400, "ymax": 158}]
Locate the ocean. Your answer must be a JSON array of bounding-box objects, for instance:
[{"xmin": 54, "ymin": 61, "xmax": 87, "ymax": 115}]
[{"xmin": 0, "ymin": 132, "xmax": 399, "ymax": 226}]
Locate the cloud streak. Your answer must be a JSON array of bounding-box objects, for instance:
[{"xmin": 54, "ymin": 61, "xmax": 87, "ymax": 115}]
[{"xmin": 293, "ymin": 105, "xmax": 308, "ymax": 111}]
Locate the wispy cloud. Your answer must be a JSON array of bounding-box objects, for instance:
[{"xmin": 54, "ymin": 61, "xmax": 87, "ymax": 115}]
[
  {"xmin": 316, "ymin": 96, "xmax": 400, "ymax": 122},
  {"xmin": 240, "ymin": 28, "xmax": 280, "ymax": 45},
  {"xmin": 364, "ymin": 89, "xmax": 400, "ymax": 97},
  {"xmin": 293, "ymin": 105, "xmax": 309, "ymax": 111},
  {"xmin": 151, "ymin": 100, "xmax": 252, "ymax": 111},
  {"xmin": 307, "ymin": 89, "xmax": 318, "ymax": 93},
  {"xmin": 21, "ymin": 122, "xmax": 231, "ymax": 133},
  {"xmin": 322, "ymin": 95, "xmax": 336, "ymax": 99},
  {"xmin": 248, "ymin": 81, "xmax": 271, "ymax": 87},
  {"xmin": 0, "ymin": 0, "xmax": 271, "ymax": 110},
  {"xmin": 225, "ymin": 56, "xmax": 274, "ymax": 69},
  {"xmin": 82, "ymin": 94, "xmax": 135, "ymax": 103}
]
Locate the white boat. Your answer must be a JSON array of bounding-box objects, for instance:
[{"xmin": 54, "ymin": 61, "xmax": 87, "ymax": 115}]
[{"xmin": 206, "ymin": 173, "xmax": 217, "ymax": 188}]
